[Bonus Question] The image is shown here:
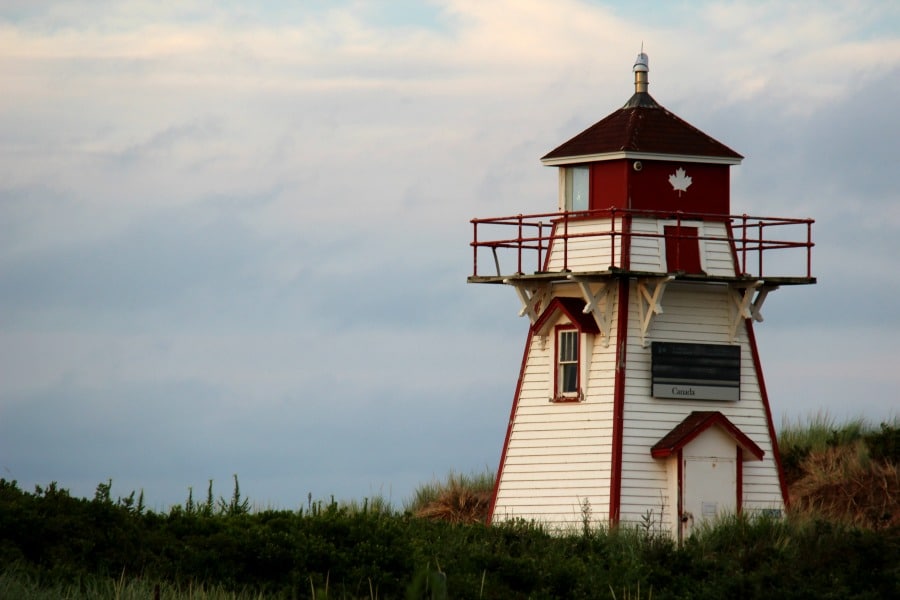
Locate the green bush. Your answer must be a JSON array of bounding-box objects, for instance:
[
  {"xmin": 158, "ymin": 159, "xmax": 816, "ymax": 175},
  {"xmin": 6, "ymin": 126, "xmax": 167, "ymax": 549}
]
[
  {"xmin": 865, "ymin": 422, "xmax": 900, "ymax": 463},
  {"xmin": 1, "ymin": 477, "xmax": 899, "ymax": 599}
]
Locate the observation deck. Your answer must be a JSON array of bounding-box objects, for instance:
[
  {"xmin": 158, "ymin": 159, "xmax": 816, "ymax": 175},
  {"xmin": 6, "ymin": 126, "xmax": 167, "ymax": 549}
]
[{"xmin": 468, "ymin": 207, "xmax": 815, "ymax": 287}]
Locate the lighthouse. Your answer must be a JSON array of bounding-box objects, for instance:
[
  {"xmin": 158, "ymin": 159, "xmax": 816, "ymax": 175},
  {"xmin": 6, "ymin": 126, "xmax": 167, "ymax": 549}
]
[{"xmin": 468, "ymin": 52, "xmax": 815, "ymax": 540}]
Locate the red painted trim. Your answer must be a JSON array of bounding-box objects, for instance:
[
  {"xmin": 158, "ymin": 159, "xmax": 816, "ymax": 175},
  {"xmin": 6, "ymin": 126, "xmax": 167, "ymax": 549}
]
[
  {"xmin": 609, "ymin": 285, "xmax": 630, "ymax": 523},
  {"xmin": 736, "ymin": 445, "xmax": 743, "ymax": 514},
  {"xmin": 486, "ymin": 329, "xmax": 535, "ymax": 525},
  {"xmin": 676, "ymin": 448, "xmax": 684, "ymax": 546},
  {"xmin": 609, "ymin": 215, "xmax": 632, "ymax": 524},
  {"xmin": 745, "ymin": 319, "xmax": 790, "ymax": 507},
  {"xmin": 621, "ymin": 212, "xmax": 633, "ymax": 271}
]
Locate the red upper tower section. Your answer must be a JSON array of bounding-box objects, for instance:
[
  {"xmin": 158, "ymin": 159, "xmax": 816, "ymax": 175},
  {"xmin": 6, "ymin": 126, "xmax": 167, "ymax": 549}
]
[{"xmin": 540, "ymin": 53, "xmax": 742, "ymax": 215}]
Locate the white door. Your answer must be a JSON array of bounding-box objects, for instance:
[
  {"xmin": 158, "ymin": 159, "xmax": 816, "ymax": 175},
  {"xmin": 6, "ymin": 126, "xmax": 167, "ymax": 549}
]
[{"xmin": 681, "ymin": 457, "xmax": 735, "ymax": 538}]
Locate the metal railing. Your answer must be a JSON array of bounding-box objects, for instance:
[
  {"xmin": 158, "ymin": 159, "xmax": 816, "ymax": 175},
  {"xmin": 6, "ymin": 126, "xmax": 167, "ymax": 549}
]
[{"xmin": 469, "ymin": 207, "xmax": 814, "ymax": 280}]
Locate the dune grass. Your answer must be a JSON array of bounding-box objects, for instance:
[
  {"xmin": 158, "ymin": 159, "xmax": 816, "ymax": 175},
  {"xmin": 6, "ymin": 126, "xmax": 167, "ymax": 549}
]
[
  {"xmin": 778, "ymin": 411, "xmax": 900, "ymax": 529},
  {"xmin": 403, "ymin": 468, "xmax": 495, "ymax": 524},
  {"xmin": 778, "ymin": 411, "xmax": 870, "ymax": 454}
]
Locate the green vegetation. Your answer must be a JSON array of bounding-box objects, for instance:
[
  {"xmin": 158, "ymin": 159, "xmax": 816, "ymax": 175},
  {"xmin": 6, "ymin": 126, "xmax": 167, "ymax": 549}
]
[
  {"xmin": 1, "ymin": 419, "xmax": 898, "ymax": 599},
  {"xmin": 404, "ymin": 468, "xmax": 494, "ymax": 523},
  {"xmin": 779, "ymin": 414, "xmax": 900, "ymax": 529}
]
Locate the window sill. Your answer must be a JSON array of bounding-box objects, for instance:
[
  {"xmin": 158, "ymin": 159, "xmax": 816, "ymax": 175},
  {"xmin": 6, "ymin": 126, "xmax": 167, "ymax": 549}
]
[{"xmin": 551, "ymin": 395, "xmax": 582, "ymax": 403}]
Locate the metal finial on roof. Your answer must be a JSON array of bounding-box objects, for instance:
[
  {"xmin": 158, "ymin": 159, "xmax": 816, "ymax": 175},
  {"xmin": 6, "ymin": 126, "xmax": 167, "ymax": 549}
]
[
  {"xmin": 633, "ymin": 49, "xmax": 649, "ymax": 93},
  {"xmin": 633, "ymin": 48, "xmax": 648, "ymax": 72}
]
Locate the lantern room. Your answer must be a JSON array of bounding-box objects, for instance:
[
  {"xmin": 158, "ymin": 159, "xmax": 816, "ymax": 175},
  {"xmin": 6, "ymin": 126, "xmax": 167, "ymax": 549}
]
[{"xmin": 543, "ymin": 53, "xmax": 740, "ymax": 217}]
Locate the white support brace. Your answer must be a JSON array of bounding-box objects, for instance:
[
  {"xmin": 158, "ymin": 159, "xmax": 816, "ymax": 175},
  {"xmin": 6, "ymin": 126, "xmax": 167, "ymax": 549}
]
[
  {"xmin": 506, "ymin": 280, "xmax": 550, "ymax": 324},
  {"xmin": 636, "ymin": 276, "xmax": 675, "ymax": 347},
  {"xmin": 569, "ymin": 277, "xmax": 616, "ymax": 346},
  {"xmin": 749, "ymin": 285, "xmax": 779, "ymax": 322},
  {"xmin": 728, "ymin": 281, "xmax": 764, "ymax": 342}
]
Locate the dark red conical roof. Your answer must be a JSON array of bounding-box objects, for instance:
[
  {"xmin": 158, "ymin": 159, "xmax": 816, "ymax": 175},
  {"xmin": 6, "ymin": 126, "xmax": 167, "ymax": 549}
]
[{"xmin": 541, "ymin": 91, "xmax": 743, "ymax": 164}]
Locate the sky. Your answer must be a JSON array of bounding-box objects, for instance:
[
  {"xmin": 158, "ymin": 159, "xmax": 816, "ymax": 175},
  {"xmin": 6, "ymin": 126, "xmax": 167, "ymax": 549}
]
[{"xmin": 1, "ymin": 0, "xmax": 899, "ymax": 511}]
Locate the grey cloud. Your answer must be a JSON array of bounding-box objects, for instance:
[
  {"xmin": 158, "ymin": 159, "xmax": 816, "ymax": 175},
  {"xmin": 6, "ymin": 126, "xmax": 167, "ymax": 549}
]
[{"xmin": 1, "ymin": 0, "xmax": 898, "ymax": 510}]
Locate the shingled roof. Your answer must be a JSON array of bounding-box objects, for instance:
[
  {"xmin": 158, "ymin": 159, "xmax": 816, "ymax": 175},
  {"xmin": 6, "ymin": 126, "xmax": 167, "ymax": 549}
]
[
  {"xmin": 533, "ymin": 297, "xmax": 600, "ymax": 336},
  {"xmin": 541, "ymin": 56, "xmax": 743, "ymax": 165},
  {"xmin": 650, "ymin": 411, "xmax": 764, "ymax": 461}
]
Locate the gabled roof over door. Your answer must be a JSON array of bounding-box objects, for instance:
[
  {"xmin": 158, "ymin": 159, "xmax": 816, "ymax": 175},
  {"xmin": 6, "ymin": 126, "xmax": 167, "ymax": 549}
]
[{"xmin": 651, "ymin": 411, "xmax": 764, "ymax": 461}]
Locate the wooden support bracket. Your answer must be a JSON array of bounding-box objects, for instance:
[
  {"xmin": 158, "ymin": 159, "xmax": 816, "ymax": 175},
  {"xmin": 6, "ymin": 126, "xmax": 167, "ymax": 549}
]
[
  {"xmin": 636, "ymin": 276, "xmax": 675, "ymax": 347},
  {"xmin": 749, "ymin": 285, "xmax": 779, "ymax": 322},
  {"xmin": 569, "ymin": 276, "xmax": 616, "ymax": 347},
  {"xmin": 506, "ymin": 280, "xmax": 550, "ymax": 324},
  {"xmin": 728, "ymin": 281, "xmax": 766, "ymax": 342}
]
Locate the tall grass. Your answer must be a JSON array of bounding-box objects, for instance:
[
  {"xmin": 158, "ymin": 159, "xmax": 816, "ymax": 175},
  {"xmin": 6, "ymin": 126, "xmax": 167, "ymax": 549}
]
[
  {"xmin": 337, "ymin": 495, "xmax": 394, "ymax": 517},
  {"xmin": 0, "ymin": 566, "xmax": 270, "ymax": 600},
  {"xmin": 403, "ymin": 469, "xmax": 495, "ymax": 523},
  {"xmin": 778, "ymin": 411, "xmax": 870, "ymax": 454},
  {"xmin": 779, "ymin": 412, "xmax": 900, "ymax": 529}
]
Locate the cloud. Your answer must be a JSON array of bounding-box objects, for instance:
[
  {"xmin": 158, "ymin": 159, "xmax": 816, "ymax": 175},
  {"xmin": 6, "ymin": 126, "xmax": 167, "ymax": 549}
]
[{"xmin": 1, "ymin": 0, "xmax": 898, "ymax": 509}]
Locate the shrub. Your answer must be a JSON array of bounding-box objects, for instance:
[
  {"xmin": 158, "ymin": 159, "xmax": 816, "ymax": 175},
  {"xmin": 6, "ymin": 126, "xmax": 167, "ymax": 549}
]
[{"xmin": 405, "ymin": 469, "xmax": 494, "ymax": 524}]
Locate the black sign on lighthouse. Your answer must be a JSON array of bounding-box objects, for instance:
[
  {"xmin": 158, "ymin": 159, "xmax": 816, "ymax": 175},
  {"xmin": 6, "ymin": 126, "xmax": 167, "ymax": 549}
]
[{"xmin": 468, "ymin": 52, "xmax": 815, "ymax": 540}]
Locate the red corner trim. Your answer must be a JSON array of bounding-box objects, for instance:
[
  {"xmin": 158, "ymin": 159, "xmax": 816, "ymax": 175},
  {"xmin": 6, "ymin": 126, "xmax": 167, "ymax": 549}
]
[
  {"xmin": 676, "ymin": 448, "xmax": 684, "ymax": 546},
  {"xmin": 745, "ymin": 319, "xmax": 790, "ymax": 507},
  {"xmin": 608, "ymin": 276, "xmax": 630, "ymax": 524},
  {"xmin": 736, "ymin": 445, "xmax": 744, "ymax": 514}
]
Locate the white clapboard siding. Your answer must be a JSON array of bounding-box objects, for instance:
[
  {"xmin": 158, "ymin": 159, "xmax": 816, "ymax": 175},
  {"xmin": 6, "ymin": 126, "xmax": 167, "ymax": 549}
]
[
  {"xmin": 616, "ymin": 280, "xmax": 784, "ymax": 525},
  {"xmin": 629, "ymin": 218, "xmax": 737, "ymax": 276},
  {"xmin": 702, "ymin": 221, "xmax": 738, "ymax": 277},
  {"xmin": 629, "ymin": 218, "xmax": 665, "ymax": 272},
  {"xmin": 493, "ymin": 274, "xmax": 785, "ymax": 532},
  {"xmin": 492, "ymin": 304, "xmax": 620, "ymax": 528},
  {"xmin": 544, "ymin": 218, "xmax": 623, "ymax": 272},
  {"xmin": 541, "ymin": 217, "xmax": 738, "ymax": 276}
]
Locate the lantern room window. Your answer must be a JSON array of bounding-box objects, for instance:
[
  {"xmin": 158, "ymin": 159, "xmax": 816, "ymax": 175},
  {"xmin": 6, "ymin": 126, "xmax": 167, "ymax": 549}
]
[
  {"xmin": 556, "ymin": 328, "xmax": 580, "ymax": 397},
  {"xmin": 565, "ymin": 166, "xmax": 589, "ymax": 211}
]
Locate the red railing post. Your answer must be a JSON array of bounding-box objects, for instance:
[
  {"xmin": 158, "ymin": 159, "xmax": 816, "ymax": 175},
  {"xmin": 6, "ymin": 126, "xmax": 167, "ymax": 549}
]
[
  {"xmin": 740, "ymin": 215, "xmax": 748, "ymax": 275},
  {"xmin": 472, "ymin": 220, "xmax": 478, "ymax": 277},
  {"xmin": 516, "ymin": 214, "xmax": 523, "ymax": 274},
  {"xmin": 806, "ymin": 220, "xmax": 813, "ymax": 278},
  {"xmin": 563, "ymin": 211, "xmax": 570, "ymax": 272},
  {"xmin": 757, "ymin": 221, "xmax": 764, "ymax": 277},
  {"xmin": 537, "ymin": 221, "xmax": 544, "ymax": 272},
  {"xmin": 611, "ymin": 207, "xmax": 617, "ymax": 268}
]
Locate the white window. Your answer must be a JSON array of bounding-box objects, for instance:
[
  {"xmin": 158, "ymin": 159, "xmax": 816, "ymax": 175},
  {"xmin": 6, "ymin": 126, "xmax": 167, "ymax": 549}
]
[
  {"xmin": 557, "ymin": 328, "xmax": 579, "ymax": 396},
  {"xmin": 565, "ymin": 166, "xmax": 590, "ymax": 212}
]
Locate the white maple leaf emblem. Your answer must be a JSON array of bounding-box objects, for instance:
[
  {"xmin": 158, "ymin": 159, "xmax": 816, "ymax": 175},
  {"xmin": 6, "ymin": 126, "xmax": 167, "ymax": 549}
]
[{"xmin": 668, "ymin": 167, "xmax": 692, "ymax": 196}]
